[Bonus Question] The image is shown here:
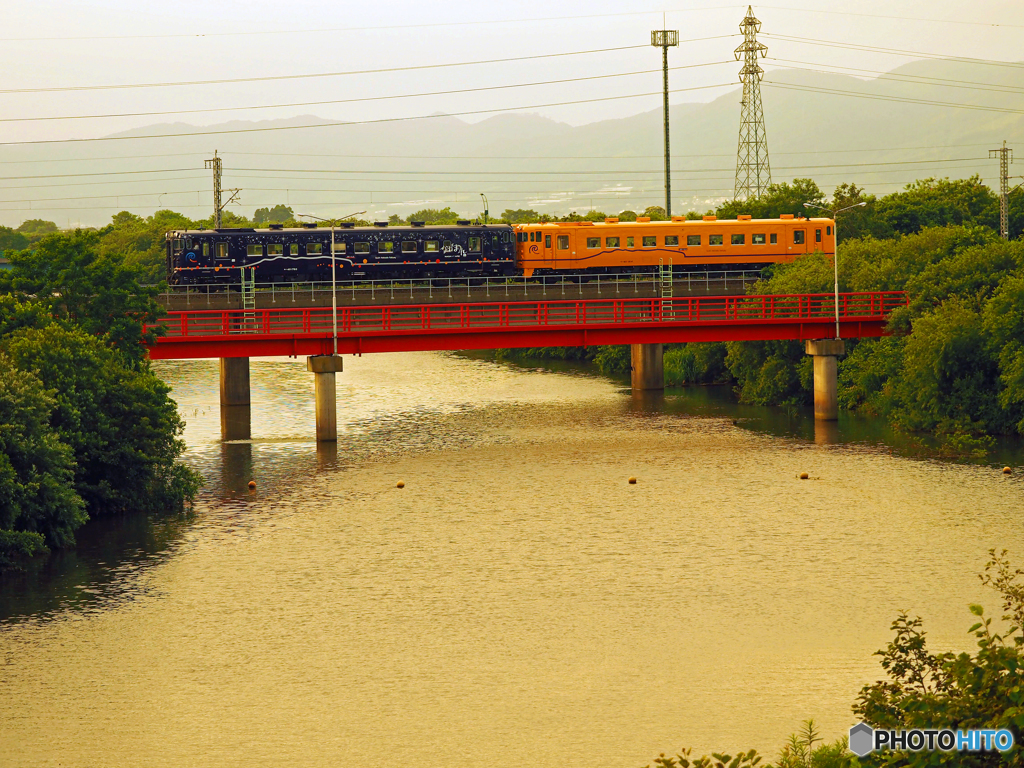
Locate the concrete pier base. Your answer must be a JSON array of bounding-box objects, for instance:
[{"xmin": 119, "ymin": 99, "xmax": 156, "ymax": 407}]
[
  {"xmin": 307, "ymin": 355, "xmax": 344, "ymax": 442},
  {"xmin": 219, "ymin": 357, "xmax": 250, "ymax": 439},
  {"xmin": 805, "ymin": 339, "xmax": 845, "ymax": 421},
  {"xmin": 630, "ymin": 343, "xmax": 664, "ymax": 391}
]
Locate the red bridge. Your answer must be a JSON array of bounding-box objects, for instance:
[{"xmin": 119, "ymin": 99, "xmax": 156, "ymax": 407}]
[
  {"xmin": 146, "ymin": 291, "xmax": 906, "ymax": 359},
  {"xmin": 146, "ymin": 291, "xmax": 907, "ymax": 442}
]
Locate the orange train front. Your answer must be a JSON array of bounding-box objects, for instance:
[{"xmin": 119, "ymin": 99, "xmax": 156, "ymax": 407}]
[{"xmin": 513, "ymin": 214, "xmax": 836, "ymax": 277}]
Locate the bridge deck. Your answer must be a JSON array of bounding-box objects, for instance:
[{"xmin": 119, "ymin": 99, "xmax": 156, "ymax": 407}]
[{"xmin": 146, "ymin": 292, "xmax": 907, "ymax": 360}]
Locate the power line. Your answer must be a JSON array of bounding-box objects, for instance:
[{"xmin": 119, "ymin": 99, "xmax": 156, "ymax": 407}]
[
  {"xmin": 762, "ymin": 81, "xmax": 1024, "ymax": 115},
  {"xmin": 759, "ymin": 5, "xmax": 1024, "ymax": 30},
  {"xmin": 0, "ymin": 61, "xmax": 734, "ymax": 124},
  {"xmin": 762, "ymin": 33, "xmax": 1024, "ymax": 70},
  {"xmin": 0, "ymin": 83, "xmax": 739, "ymax": 147},
  {"xmin": 766, "ymin": 58, "xmax": 1024, "ymax": 95},
  {"xmin": 0, "ymin": 39, "xmax": 732, "ymax": 94},
  {"xmin": 0, "ymin": 8, "xmax": 744, "ymax": 42}
]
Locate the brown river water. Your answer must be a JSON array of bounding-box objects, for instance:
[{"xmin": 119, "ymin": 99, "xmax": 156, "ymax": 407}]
[{"xmin": 1, "ymin": 352, "xmax": 1023, "ymax": 767}]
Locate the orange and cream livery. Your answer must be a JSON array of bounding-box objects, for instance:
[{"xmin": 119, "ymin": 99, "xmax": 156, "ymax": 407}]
[{"xmin": 514, "ymin": 214, "xmax": 835, "ymax": 277}]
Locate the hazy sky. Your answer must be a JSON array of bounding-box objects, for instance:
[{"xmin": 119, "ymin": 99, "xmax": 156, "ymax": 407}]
[{"xmin": 1, "ymin": 0, "xmax": 1022, "ymax": 144}]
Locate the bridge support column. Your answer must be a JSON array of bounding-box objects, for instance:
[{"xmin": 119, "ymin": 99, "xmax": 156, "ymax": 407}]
[
  {"xmin": 805, "ymin": 339, "xmax": 845, "ymax": 421},
  {"xmin": 308, "ymin": 355, "xmax": 343, "ymax": 442},
  {"xmin": 631, "ymin": 343, "xmax": 664, "ymax": 391},
  {"xmin": 219, "ymin": 357, "xmax": 250, "ymax": 440}
]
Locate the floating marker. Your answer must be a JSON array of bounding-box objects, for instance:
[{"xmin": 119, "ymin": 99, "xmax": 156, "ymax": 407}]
[
  {"xmin": 1004, "ymin": 467, "xmax": 1012, "ymax": 475},
  {"xmin": 628, "ymin": 477, "xmax": 637, "ymax": 485},
  {"xmin": 397, "ymin": 481, "xmax": 405, "ymax": 488},
  {"xmin": 799, "ymin": 473, "xmax": 809, "ymax": 480},
  {"xmin": 248, "ymin": 480, "xmax": 257, "ymax": 490}
]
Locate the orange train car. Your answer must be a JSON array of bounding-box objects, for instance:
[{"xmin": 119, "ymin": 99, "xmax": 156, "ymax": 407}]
[{"xmin": 513, "ymin": 214, "xmax": 836, "ymax": 277}]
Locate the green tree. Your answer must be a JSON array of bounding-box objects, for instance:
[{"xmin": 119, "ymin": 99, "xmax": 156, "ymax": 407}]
[
  {"xmin": 253, "ymin": 204, "xmax": 294, "ymax": 225},
  {"xmin": 0, "ymin": 359, "xmax": 85, "ymax": 569},
  {"xmin": 0, "ymin": 229, "xmax": 164, "ymax": 367},
  {"xmin": 584, "ymin": 209, "xmax": 609, "ymax": 221},
  {"xmin": 617, "ymin": 210, "xmax": 638, "ymax": 221},
  {"xmin": 407, "ymin": 207, "xmax": 461, "ymax": 225},
  {"xmin": 3, "ymin": 324, "xmax": 199, "ymax": 517},
  {"xmin": 643, "ymin": 205, "xmax": 668, "ymax": 221},
  {"xmin": 97, "ymin": 209, "xmax": 195, "ymax": 284},
  {"xmin": 500, "ymin": 209, "xmax": 542, "ymax": 224},
  {"xmin": 0, "ymin": 226, "xmax": 29, "ymax": 253},
  {"xmin": 716, "ymin": 179, "xmax": 825, "ymax": 220},
  {"xmin": 875, "ymin": 176, "xmax": 998, "ymax": 236},
  {"xmin": 16, "ymin": 219, "xmax": 58, "ymax": 244}
]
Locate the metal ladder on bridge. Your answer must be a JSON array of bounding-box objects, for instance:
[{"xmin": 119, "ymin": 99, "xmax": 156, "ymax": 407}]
[
  {"xmin": 241, "ymin": 267, "xmax": 256, "ymax": 332},
  {"xmin": 659, "ymin": 258, "xmax": 673, "ymax": 318}
]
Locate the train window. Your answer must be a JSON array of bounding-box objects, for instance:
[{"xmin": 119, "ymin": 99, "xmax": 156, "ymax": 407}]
[
  {"xmin": 665, "ymin": 235, "xmax": 679, "ymax": 246},
  {"xmin": 752, "ymin": 233, "xmax": 766, "ymax": 245},
  {"xmin": 709, "ymin": 235, "xmax": 724, "ymax": 246},
  {"xmin": 793, "ymin": 231, "xmax": 805, "ymax": 244},
  {"xmin": 289, "ymin": 244, "xmax": 299, "ymax": 255},
  {"xmin": 425, "ymin": 241, "xmax": 439, "ymax": 252},
  {"xmin": 216, "ymin": 243, "xmax": 228, "ymax": 259},
  {"xmin": 519, "ymin": 233, "xmax": 528, "ymax": 243},
  {"xmin": 642, "ymin": 236, "xmax": 656, "ymax": 247},
  {"xmin": 443, "ymin": 240, "xmax": 453, "ymax": 250},
  {"xmin": 687, "ymin": 235, "xmax": 701, "ymax": 246},
  {"xmin": 247, "ymin": 244, "xmax": 263, "ymax": 257},
  {"xmin": 557, "ymin": 235, "xmax": 569, "ymax": 250},
  {"xmin": 203, "ymin": 243, "xmax": 209, "ymax": 257},
  {"xmin": 307, "ymin": 243, "xmax": 323, "ymax": 255},
  {"xmin": 586, "ymin": 237, "xmax": 600, "ymax": 249},
  {"xmin": 268, "ymin": 243, "xmax": 283, "ymax": 256},
  {"xmin": 185, "ymin": 238, "xmax": 192, "ymax": 249},
  {"xmin": 770, "ymin": 234, "xmax": 777, "ymax": 244},
  {"xmin": 827, "ymin": 226, "xmax": 832, "ymax": 236},
  {"xmin": 815, "ymin": 229, "xmax": 822, "ymax": 243},
  {"xmin": 606, "ymin": 236, "xmax": 619, "ymax": 247},
  {"xmin": 379, "ymin": 242, "xmax": 394, "ymax": 253},
  {"xmin": 333, "ymin": 241, "xmax": 347, "ymax": 254},
  {"xmin": 544, "ymin": 235, "xmax": 551, "ymax": 248},
  {"xmin": 173, "ymin": 238, "xmax": 183, "ymax": 250},
  {"xmin": 402, "ymin": 241, "xmax": 417, "ymax": 253},
  {"xmin": 493, "ymin": 236, "xmax": 499, "ymax": 247},
  {"xmin": 731, "ymin": 234, "xmax": 745, "ymax": 245},
  {"xmin": 626, "ymin": 237, "xmax": 634, "ymax": 247},
  {"xmin": 354, "ymin": 243, "xmax": 369, "ymax": 254},
  {"xmin": 468, "ymin": 237, "xmax": 481, "ymax": 252}
]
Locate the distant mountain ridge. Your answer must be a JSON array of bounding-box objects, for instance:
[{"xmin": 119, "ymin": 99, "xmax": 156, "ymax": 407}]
[{"xmin": 1, "ymin": 57, "xmax": 1022, "ymax": 228}]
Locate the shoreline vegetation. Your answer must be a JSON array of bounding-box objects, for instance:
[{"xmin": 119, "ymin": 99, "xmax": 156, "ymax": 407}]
[{"xmin": 645, "ymin": 550, "xmax": 1024, "ymax": 768}]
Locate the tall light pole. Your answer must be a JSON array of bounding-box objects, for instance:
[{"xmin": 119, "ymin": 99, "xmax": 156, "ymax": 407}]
[
  {"xmin": 480, "ymin": 193, "xmax": 489, "ymax": 225},
  {"xmin": 651, "ymin": 24, "xmax": 678, "ymax": 217},
  {"xmin": 803, "ymin": 201, "xmax": 866, "ymax": 340},
  {"xmin": 298, "ymin": 213, "xmax": 341, "ymax": 357}
]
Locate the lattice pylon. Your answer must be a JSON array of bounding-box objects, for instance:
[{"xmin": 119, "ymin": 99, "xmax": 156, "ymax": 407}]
[{"xmin": 734, "ymin": 6, "xmax": 771, "ymax": 200}]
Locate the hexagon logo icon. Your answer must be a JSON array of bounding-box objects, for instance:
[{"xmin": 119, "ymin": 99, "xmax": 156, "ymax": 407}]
[{"xmin": 849, "ymin": 722, "xmax": 874, "ymax": 757}]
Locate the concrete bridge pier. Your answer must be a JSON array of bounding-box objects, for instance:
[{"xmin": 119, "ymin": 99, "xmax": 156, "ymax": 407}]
[
  {"xmin": 805, "ymin": 339, "xmax": 845, "ymax": 421},
  {"xmin": 308, "ymin": 355, "xmax": 344, "ymax": 442},
  {"xmin": 219, "ymin": 357, "xmax": 251, "ymax": 440},
  {"xmin": 630, "ymin": 343, "xmax": 664, "ymax": 391}
]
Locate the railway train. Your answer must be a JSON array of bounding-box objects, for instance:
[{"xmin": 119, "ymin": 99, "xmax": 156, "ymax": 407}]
[{"xmin": 165, "ymin": 214, "xmax": 836, "ymax": 285}]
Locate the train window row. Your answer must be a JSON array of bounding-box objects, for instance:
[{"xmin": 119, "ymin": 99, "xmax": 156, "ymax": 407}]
[
  {"xmin": 239, "ymin": 237, "xmax": 496, "ymax": 258},
  {"xmin": 573, "ymin": 232, "xmax": 799, "ymax": 249}
]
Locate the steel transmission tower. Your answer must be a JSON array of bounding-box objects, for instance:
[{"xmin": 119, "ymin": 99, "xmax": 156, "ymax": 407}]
[
  {"xmin": 990, "ymin": 141, "xmax": 1012, "ymax": 240},
  {"xmin": 205, "ymin": 151, "xmax": 223, "ymax": 229},
  {"xmin": 651, "ymin": 25, "xmax": 679, "ymax": 216},
  {"xmin": 734, "ymin": 6, "xmax": 771, "ymax": 200}
]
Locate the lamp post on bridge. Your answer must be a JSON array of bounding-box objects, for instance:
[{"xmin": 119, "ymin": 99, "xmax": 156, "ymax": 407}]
[{"xmin": 802, "ymin": 200, "xmax": 866, "ymax": 340}]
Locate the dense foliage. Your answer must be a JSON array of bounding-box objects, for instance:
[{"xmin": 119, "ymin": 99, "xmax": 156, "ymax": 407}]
[{"xmin": 0, "ymin": 230, "xmax": 199, "ymax": 570}]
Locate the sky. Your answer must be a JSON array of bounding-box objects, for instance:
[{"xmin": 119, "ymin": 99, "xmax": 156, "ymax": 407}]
[
  {"xmin": 1, "ymin": 0, "xmax": 1021, "ymax": 144},
  {"xmin": 0, "ymin": 0, "xmax": 1021, "ymax": 226}
]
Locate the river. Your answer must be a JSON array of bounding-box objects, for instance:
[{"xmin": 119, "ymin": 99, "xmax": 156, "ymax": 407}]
[{"xmin": 1, "ymin": 352, "xmax": 1022, "ymax": 767}]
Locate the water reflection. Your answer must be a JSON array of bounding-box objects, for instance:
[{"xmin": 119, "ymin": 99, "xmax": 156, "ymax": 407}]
[
  {"xmin": 219, "ymin": 403, "xmax": 251, "ymax": 441},
  {"xmin": 814, "ymin": 418, "xmax": 840, "ymax": 445}
]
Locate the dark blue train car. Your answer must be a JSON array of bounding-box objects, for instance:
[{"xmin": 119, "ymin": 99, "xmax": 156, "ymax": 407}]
[{"xmin": 166, "ymin": 221, "xmax": 516, "ymax": 285}]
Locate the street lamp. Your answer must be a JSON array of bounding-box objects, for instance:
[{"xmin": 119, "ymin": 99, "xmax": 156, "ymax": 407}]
[
  {"xmin": 297, "ymin": 211, "xmax": 365, "ymax": 357},
  {"xmin": 480, "ymin": 193, "xmax": 489, "ymax": 225},
  {"xmin": 803, "ymin": 200, "xmax": 866, "ymax": 341}
]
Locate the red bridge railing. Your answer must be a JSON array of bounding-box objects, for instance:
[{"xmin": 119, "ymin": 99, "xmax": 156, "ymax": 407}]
[{"xmin": 145, "ymin": 291, "xmax": 907, "ymax": 359}]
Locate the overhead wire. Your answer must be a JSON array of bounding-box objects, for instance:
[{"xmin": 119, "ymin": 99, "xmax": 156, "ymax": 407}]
[{"xmin": 761, "ymin": 81, "xmax": 1024, "ymax": 115}]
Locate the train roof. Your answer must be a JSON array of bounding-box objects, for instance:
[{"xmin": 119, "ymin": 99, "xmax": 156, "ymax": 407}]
[
  {"xmin": 516, "ymin": 216, "xmax": 832, "ymax": 226},
  {"xmin": 166, "ymin": 223, "xmax": 511, "ymax": 236}
]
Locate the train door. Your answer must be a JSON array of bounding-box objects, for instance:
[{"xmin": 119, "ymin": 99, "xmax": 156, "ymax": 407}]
[{"xmin": 791, "ymin": 226, "xmax": 807, "ymax": 255}]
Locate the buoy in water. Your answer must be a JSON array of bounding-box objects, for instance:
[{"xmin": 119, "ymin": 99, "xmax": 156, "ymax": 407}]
[
  {"xmin": 247, "ymin": 480, "xmax": 257, "ymax": 490},
  {"xmin": 397, "ymin": 480, "xmax": 405, "ymax": 488},
  {"xmin": 628, "ymin": 477, "xmax": 637, "ymax": 484},
  {"xmin": 1004, "ymin": 467, "xmax": 1012, "ymax": 475},
  {"xmin": 799, "ymin": 472, "xmax": 809, "ymax": 480}
]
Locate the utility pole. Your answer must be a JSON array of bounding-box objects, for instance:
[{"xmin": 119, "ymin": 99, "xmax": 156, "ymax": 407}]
[
  {"xmin": 651, "ymin": 20, "xmax": 678, "ymax": 217},
  {"xmin": 205, "ymin": 150, "xmax": 241, "ymax": 229},
  {"xmin": 734, "ymin": 6, "xmax": 771, "ymax": 200},
  {"xmin": 205, "ymin": 150, "xmax": 223, "ymax": 229},
  {"xmin": 990, "ymin": 140, "xmax": 1012, "ymax": 240}
]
